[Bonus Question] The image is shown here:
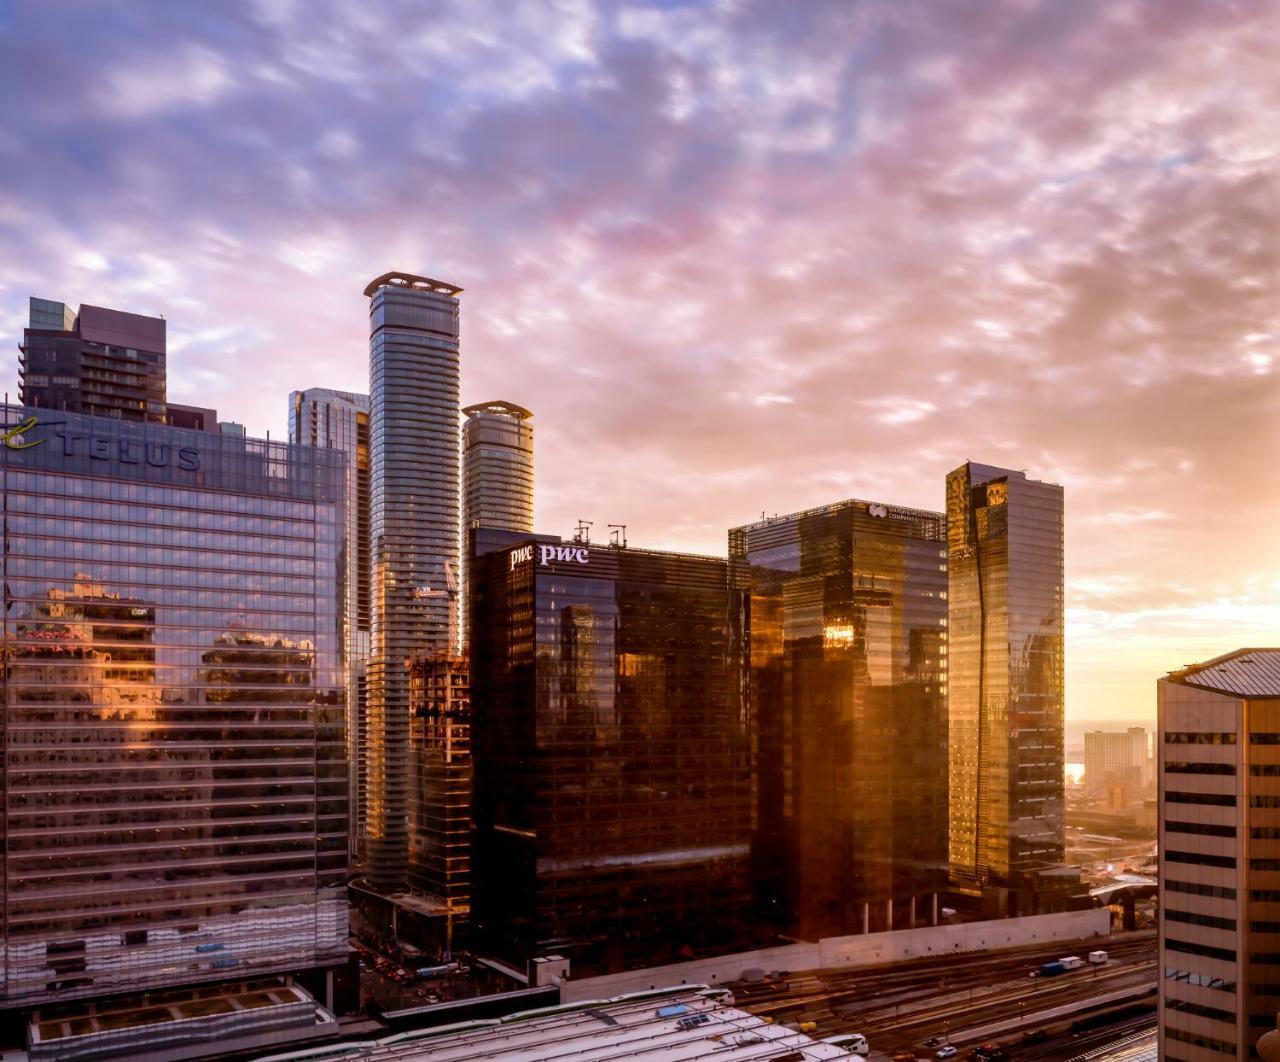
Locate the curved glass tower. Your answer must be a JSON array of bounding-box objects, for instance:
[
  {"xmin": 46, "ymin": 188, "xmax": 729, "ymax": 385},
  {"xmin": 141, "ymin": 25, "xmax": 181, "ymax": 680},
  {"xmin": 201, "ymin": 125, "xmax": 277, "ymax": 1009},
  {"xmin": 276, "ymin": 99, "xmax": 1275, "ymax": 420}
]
[
  {"xmin": 365, "ymin": 272, "xmax": 462, "ymax": 891},
  {"xmin": 946, "ymin": 462, "xmax": 1065, "ymax": 893}
]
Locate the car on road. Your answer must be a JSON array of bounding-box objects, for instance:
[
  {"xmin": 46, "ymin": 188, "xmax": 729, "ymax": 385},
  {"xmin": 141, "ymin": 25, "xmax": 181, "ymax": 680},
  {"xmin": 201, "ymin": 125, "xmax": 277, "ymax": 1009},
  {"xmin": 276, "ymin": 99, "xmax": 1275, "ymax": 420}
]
[
  {"xmin": 936, "ymin": 1047, "xmax": 957, "ymax": 1059},
  {"xmin": 923, "ymin": 1037, "xmax": 940, "ymax": 1047},
  {"xmin": 1021, "ymin": 1029, "xmax": 1048, "ymax": 1044}
]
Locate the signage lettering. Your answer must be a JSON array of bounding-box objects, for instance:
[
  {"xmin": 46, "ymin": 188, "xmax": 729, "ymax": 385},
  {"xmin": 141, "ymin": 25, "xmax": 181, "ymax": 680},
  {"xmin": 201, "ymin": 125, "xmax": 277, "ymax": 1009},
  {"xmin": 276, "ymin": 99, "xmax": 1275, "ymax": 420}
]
[
  {"xmin": 509, "ymin": 545, "xmax": 534, "ymax": 570},
  {"xmin": 2, "ymin": 415, "xmax": 44, "ymax": 450},
  {"xmin": 3, "ymin": 415, "xmax": 202, "ymax": 471},
  {"xmin": 539, "ymin": 545, "xmax": 588, "ymax": 566}
]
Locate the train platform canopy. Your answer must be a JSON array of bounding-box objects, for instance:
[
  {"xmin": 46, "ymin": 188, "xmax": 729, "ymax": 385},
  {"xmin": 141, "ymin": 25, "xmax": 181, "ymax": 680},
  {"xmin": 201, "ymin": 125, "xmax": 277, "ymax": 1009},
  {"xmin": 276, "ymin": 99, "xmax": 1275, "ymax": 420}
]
[{"xmin": 258, "ymin": 985, "xmax": 856, "ymax": 1061}]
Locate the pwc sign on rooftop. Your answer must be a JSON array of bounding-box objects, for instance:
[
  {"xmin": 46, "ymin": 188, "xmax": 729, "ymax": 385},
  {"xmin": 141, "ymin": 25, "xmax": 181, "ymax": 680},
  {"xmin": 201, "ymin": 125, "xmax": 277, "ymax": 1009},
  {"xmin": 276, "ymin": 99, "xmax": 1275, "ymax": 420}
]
[{"xmin": 510, "ymin": 544, "xmax": 589, "ymax": 570}]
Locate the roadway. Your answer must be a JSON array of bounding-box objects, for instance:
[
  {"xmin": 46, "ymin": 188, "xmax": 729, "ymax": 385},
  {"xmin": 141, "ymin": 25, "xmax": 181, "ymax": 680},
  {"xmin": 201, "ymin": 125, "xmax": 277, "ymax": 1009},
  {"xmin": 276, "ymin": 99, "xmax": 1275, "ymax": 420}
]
[{"xmin": 727, "ymin": 930, "xmax": 1157, "ymax": 1059}]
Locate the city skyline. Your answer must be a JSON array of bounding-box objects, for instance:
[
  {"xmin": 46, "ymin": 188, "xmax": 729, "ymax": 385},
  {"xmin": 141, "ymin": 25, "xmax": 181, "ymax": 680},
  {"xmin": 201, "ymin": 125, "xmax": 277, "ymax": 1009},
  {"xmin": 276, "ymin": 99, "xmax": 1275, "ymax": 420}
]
[{"xmin": 0, "ymin": 0, "xmax": 1275, "ymax": 729}]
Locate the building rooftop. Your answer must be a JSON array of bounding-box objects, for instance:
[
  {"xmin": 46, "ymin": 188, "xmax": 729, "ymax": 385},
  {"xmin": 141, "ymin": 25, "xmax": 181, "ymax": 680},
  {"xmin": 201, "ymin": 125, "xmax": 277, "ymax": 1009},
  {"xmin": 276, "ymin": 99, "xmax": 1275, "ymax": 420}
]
[
  {"xmin": 463, "ymin": 400, "xmax": 533, "ymax": 420},
  {"xmin": 258, "ymin": 987, "xmax": 854, "ymax": 1061},
  {"xmin": 364, "ymin": 271, "xmax": 463, "ymax": 297},
  {"xmin": 1166, "ymin": 648, "xmax": 1280, "ymax": 698}
]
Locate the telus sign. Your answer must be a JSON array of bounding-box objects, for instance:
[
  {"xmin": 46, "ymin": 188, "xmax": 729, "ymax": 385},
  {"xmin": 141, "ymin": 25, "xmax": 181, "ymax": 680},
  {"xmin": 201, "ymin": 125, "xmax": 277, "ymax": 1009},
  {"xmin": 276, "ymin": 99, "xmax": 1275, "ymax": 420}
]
[
  {"xmin": 2, "ymin": 415, "xmax": 201, "ymax": 471},
  {"xmin": 510, "ymin": 544, "xmax": 590, "ymax": 570}
]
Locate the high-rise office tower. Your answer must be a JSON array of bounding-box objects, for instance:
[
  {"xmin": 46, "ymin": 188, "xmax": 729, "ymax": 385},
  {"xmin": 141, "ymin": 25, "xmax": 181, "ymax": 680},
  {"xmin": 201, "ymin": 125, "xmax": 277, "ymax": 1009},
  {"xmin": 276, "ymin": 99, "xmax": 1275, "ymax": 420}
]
[
  {"xmin": 0, "ymin": 404, "xmax": 348, "ymax": 1014},
  {"xmin": 291, "ymin": 388, "xmax": 372, "ymax": 855},
  {"xmin": 470, "ymin": 536, "xmax": 752, "ymax": 970},
  {"xmin": 460, "ymin": 400, "xmax": 533, "ymax": 652},
  {"xmin": 1084, "ymin": 727, "xmax": 1149, "ymax": 797},
  {"xmin": 730, "ymin": 500, "xmax": 949, "ymax": 939},
  {"xmin": 364, "ymin": 272, "xmax": 462, "ymax": 892},
  {"xmin": 20, "ymin": 297, "xmax": 167, "ymax": 422},
  {"xmin": 407, "ymin": 651, "xmax": 471, "ymax": 945},
  {"xmin": 947, "ymin": 462, "xmax": 1065, "ymax": 898},
  {"xmin": 1158, "ymin": 649, "xmax": 1280, "ymax": 1060}
]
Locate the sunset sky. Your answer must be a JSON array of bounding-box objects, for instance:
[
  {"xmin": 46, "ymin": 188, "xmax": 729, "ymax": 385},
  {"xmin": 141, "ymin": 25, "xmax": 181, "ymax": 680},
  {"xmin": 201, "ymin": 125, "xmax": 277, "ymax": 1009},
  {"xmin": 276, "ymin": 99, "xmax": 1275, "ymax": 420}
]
[{"xmin": 1, "ymin": 0, "xmax": 1276, "ymax": 724}]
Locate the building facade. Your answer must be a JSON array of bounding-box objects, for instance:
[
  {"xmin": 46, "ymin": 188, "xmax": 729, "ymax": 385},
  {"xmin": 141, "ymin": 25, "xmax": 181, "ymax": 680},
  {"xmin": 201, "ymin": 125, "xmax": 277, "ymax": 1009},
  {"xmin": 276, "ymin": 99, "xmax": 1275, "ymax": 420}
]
[
  {"xmin": 1085, "ymin": 727, "xmax": 1149, "ymax": 797},
  {"xmin": 947, "ymin": 462, "xmax": 1065, "ymax": 894},
  {"xmin": 364, "ymin": 272, "xmax": 462, "ymax": 891},
  {"xmin": 461, "ymin": 401, "xmax": 533, "ymax": 653},
  {"xmin": 20, "ymin": 299, "xmax": 168, "ymax": 423},
  {"xmin": 1158, "ymin": 649, "xmax": 1280, "ymax": 1060},
  {"xmin": 407, "ymin": 653, "xmax": 470, "ymax": 941},
  {"xmin": 730, "ymin": 500, "xmax": 949, "ymax": 940},
  {"xmin": 0, "ymin": 405, "xmax": 348, "ymax": 1010},
  {"xmin": 291, "ymin": 388, "xmax": 372, "ymax": 856},
  {"xmin": 470, "ymin": 537, "xmax": 752, "ymax": 971}
]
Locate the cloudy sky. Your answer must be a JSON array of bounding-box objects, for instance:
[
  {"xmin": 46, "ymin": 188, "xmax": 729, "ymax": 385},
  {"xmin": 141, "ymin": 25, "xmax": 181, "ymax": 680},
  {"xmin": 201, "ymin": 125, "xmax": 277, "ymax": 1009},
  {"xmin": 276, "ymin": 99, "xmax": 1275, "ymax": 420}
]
[{"xmin": 1, "ymin": 0, "xmax": 1276, "ymax": 724}]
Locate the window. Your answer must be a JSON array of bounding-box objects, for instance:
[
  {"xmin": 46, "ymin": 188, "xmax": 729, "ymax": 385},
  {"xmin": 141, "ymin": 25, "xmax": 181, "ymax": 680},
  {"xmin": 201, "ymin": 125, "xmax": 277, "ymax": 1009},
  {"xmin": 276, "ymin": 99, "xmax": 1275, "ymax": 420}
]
[
  {"xmin": 1252, "ymin": 828, "xmax": 1280, "ymax": 840},
  {"xmin": 1251, "ymin": 733, "xmax": 1280, "ymax": 745},
  {"xmin": 1167, "ymin": 820, "xmax": 1236, "ymax": 838},
  {"xmin": 1251, "ymin": 795, "xmax": 1280, "ymax": 808},
  {"xmin": 1251, "ymin": 765, "xmax": 1280, "ymax": 776},
  {"xmin": 1165, "ymin": 967, "xmax": 1236, "ymax": 992},
  {"xmin": 1251, "ymin": 890, "xmax": 1280, "ymax": 902},
  {"xmin": 1251, "ymin": 859, "xmax": 1280, "ymax": 871},
  {"xmin": 1165, "ymin": 997, "xmax": 1236, "ymax": 1023},
  {"xmin": 1167, "ymin": 761, "xmax": 1236, "ymax": 775},
  {"xmin": 1166, "ymin": 908, "xmax": 1236, "ymax": 931},
  {"xmin": 1165, "ymin": 1025, "xmax": 1237, "ymax": 1055},
  {"xmin": 1167, "ymin": 879, "xmax": 1236, "ymax": 900},
  {"xmin": 1168, "ymin": 791, "xmax": 1237, "ymax": 807},
  {"xmin": 1166, "ymin": 937, "xmax": 1237, "ymax": 962},
  {"xmin": 1165, "ymin": 850, "xmax": 1236, "ymax": 869},
  {"xmin": 1166, "ymin": 732, "xmax": 1237, "ymax": 745}
]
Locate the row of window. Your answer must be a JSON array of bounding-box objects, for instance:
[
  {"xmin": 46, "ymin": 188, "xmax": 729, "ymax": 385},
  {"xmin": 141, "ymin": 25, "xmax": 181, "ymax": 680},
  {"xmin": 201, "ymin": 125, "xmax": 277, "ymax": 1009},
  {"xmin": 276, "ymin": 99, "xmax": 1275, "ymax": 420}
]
[
  {"xmin": 1167, "ymin": 879, "xmax": 1236, "ymax": 900},
  {"xmin": 1166, "ymin": 908, "xmax": 1237, "ymax": 931},
  {"xmin": 1168, "ymin": 820, "xmax": 1236, "ymax": 838},
  {"xmin": 1167, "ymin": 790, "xmax": 1236, "ymax": 807},
  {"xmin": 1164, "ymin": 966, "xmax": 1236, "ymax": 992}
]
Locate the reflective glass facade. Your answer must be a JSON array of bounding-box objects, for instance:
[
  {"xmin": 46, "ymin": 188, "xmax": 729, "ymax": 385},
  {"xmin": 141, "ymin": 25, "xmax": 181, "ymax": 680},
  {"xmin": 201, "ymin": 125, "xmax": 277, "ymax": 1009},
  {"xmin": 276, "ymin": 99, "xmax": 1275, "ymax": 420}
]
[
  {"xmin": 291, "ymin": 388, "xmax": 371, "ymax": 855},
  {"xmin": 461, "ymin": 401, "xmax": 533, "ymax": 654},
  {"xmin": 730, "ymin": 500, "xmax": 948, "ymax": 940},
  {"xmin": 471, "ymin": 540, "xmax": 752, "ymax": 971},
  {"xmin": 407, "ymin": 654, "xmax": 470, "ymax": 907},
  {"xmin": 366, "ymin": 274, "xmax": 462, "ymax": 891},
  {"xmin": 0, "ymin": 405, "xmax": 348, "ymax": 1008},
  {"xmin": 947, "ymin": 463, "xmax": 1064, "ymax": 886}
]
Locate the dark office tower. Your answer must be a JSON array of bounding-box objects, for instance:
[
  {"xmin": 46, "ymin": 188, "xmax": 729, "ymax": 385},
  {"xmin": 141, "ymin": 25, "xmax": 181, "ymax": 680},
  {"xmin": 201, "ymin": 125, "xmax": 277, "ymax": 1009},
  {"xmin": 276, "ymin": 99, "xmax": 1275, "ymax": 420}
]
[
  {"xmin": 365, "ymin": 272, "xmax": 462, "ymax": 892},
  {"xmin": 1158, "ymin": 650, "xmax": 1280, "ymax": 1061},
  {"xmin": 947, "ymin": 462, "xmax": 1065, "ymax": 898},
  {"xmin": 20, "ymin": 297, "xmax": 167, "ymax": 422},
  {"xmin": 407, "ymin": 652, "xmax": 471, "ymax": 946},
  {"xmin": 729, "ymin": 500, "xmax": 949, "ymax": 940},
  {"xmin": 0, "ymin": 404, "xmax": 348, "ymax": 1012},
  {"xmin": 471, "ymin": 538, "xmax": 752, "ymax": 971},
  {"xmin": 461, "ymin": 400, "xmax": 533, "ymax": 652},
  {"xmin": 291, "ymin": 388, "xmax": 372, "ymax": 856}
]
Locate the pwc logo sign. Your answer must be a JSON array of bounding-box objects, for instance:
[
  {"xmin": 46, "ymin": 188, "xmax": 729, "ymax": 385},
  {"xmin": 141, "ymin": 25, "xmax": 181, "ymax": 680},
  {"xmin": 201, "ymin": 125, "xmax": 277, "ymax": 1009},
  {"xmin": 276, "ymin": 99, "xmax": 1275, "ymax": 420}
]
[
  {"xmin": 539, "ymin": 544, "xmax": 588, "ymax": 566},
  {"xmin": 510, "ymin": 544, "xmax": 590, "ymax": 570}
]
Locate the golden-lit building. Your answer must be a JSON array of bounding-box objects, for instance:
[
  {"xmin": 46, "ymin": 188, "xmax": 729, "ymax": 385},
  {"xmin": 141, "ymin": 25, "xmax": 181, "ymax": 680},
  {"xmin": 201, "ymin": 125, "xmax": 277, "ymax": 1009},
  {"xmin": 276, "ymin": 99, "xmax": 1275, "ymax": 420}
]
[{"xmin": 730, "ymin": 499, "xmax": 949, "ymax": 939}]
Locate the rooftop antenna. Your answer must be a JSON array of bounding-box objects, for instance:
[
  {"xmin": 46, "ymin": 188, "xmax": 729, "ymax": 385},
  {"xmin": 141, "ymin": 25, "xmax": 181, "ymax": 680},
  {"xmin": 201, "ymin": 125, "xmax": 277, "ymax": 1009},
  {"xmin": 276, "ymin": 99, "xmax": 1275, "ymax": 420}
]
[
  {"xmin": 608, "ymin": 524, "xmax": 627, "ymax": 549},
  {"xmin": 573, "ymin": 519, "xmax": 592, "ymax": 545}
]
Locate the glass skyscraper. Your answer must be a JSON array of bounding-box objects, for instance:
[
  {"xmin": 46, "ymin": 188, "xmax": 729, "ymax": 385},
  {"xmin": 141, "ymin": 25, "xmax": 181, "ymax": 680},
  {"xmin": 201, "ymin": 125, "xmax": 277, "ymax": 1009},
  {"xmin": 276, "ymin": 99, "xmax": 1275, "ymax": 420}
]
[
  {"xmin": 461, "ymin": 400, "xmax": 533, "ymax": 654},
  {"xmin": 470, "ymin": 538, "xmax": 752, "ymax": 971},
  {"xmin": 946, "ymin": 462, "xmax": 1065, "ymax": 892},
  {"xmin": 730, "ymin": 500, "xmax": 949, "ymax": 940},
  {"xmin": 364, "ymin": 272, "xmax": 462, "ymax": 891},
  {"xmin": 0, "ymin": 404, "xmax": 348, "ymax": 1009},
  {"xmin": 290, "ymin": 388, "xmax": 371, "ymax": 856}
]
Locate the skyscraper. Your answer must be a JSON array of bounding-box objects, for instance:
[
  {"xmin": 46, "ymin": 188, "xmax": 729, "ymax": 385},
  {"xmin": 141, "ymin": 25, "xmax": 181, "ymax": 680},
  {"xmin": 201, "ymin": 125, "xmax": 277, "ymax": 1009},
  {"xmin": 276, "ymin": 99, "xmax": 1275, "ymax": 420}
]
[
  {"xmin": 20, "ymin": 297, "xmax": 167, "ymax": 422},
  {"xmin": 291, "ymin": 388, "xmax": 372, "ymax": 855},
  {"xmin": 730, "ymin": 499, "xmax": 949, "ymax": 939},
  {"xmin": 470, "ymin": 536, "xmax": 752, "ymax": 970},
  {"xmin": 947, "ymin": 462, "xmax": 1065, "ymax": 901},
  {"xmin": 1084, "ymin": 727, "xmax": 1149, "ymax": 797},
  {"xmin": 0, "ymin": 404, "xmax": 348, "ymax": 1011},
  {"xmin": 461, "ymin": 400, "xmax": 533, "ymax": 652},
  {"xmin": 1158, "ymin": 649, "xmax": 1280, "ymax": 1059},
  {"xmin": 364, "ymin": 272, "xmax": 462, "ymax": 892}
]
